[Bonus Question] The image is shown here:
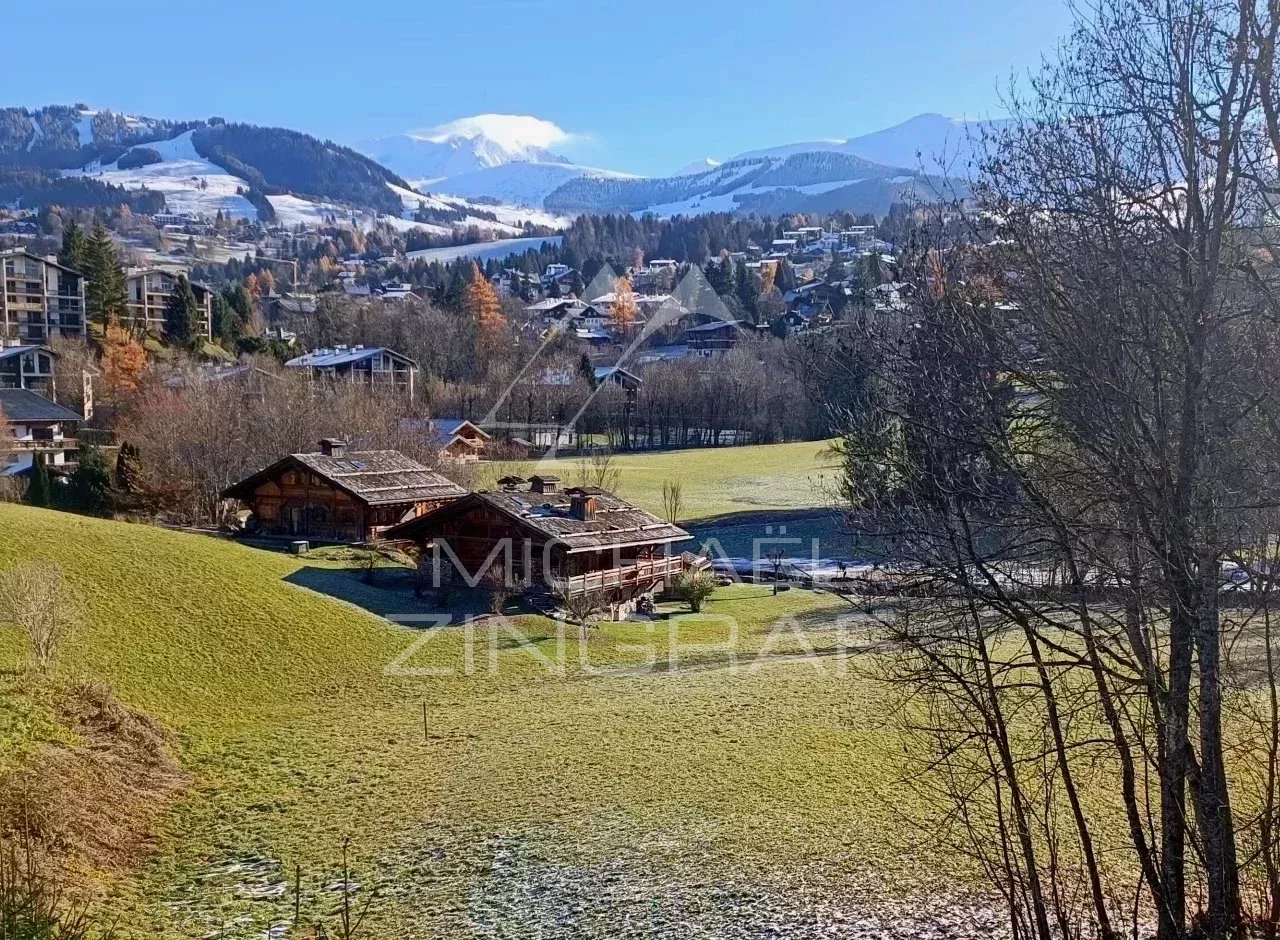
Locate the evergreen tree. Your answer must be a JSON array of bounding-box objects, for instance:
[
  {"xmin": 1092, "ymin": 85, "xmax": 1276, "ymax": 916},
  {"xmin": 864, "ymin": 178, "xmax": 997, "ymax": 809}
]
[
  {"xmin": 211, "ymin": 293, "xmax": 233, "ymax": 341},
  {"xmin": 25, "ymin": 459, "xmax": 51, "ymax": 508},
  {"xmin": 222, "ymin": 284, "xmax": 255, "ymax": 336},
  {"xmin": 85, "ymin": 220, "xmax": 127, "ymax": 325},
  {"xmin": 65, "ymin": 445, "xmax": 112, "ymax": 514},
  {"xmin": 164, "ymin": 274, "xmax": 201, "ymax": 345},
  {"xmin": 58, "ymin": 218, "xmax": 88, "ymax": 272},
  {"xmin": 773, "ymin": 259, "xmax": 797, "ymax": 295},
  {"xmin": 115, "ymin": 441, "xmax": 144, "ymax": 494},
  {"xmin": 578, "ymin": 352, "xmax": 597, "ymax": 388}
]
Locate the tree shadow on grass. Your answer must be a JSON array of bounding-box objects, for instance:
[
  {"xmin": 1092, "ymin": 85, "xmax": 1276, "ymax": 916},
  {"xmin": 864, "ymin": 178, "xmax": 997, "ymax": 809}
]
[{"xmin": 285, "ymin": 566, "xmax": 464, "ymax": 623}]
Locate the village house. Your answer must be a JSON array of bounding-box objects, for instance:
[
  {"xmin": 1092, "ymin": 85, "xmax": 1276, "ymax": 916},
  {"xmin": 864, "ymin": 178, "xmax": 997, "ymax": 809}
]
[
  {"xmin": 0, "ymin": 342, "xmax": 57, "ymax": 396},
  {"xmin": 221, "ymin": 439, "xmax": 466, "ymax": 542},
  {"xmin": 428, "ymin": 418, "xmax": 490, "ymax": 462},
  {"xmin": 124, "ymin": 268, "xmax": 214, "ymax": 338},
  {"xmin": 593, "ymin": 365, "xmax": 642, "ymax": 392},
  {"xmin": 681, "ymin": 318, "xmax": 745, "ymax": 353},
  {"xmin": 285, "ymin": 345, "xmax": 418, "ymax": 398},
  {"xmin": 385, "ymin": 475, "xmax": 695, "ymax": 612},
  {"xmin": 0, "ymin": 249, "xmax": 87, "ymax": 344},
  {"xmin": 0, "ymin": 387, "xmax": 82, "ymax": 478}
]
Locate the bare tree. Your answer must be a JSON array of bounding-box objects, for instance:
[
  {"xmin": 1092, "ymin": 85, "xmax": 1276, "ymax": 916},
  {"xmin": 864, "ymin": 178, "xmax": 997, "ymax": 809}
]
[
  {"xmin": 0, "ymin": 562, "xmax": 81, "ymax": 674},
  {"xmin": 817, "ymin": 2, "xmax": 1280, "ymax": 937},
  {"xmin": 661, "ymin": 480, "xmax": 684, "ymax": 524}
]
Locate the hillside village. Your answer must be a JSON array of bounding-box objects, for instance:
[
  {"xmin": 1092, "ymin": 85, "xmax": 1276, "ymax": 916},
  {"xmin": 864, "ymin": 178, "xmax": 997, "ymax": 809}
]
[{"xmin": 8, "ymin": 0, "xmax": 1280, "ymax": 936}]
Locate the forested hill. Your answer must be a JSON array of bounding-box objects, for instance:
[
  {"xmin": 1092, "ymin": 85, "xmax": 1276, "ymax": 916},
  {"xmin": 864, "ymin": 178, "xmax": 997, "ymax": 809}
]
[
  {"xmin": 190, "ymin": 123, "xmax": 409, "ymax": 216},
  {"xmin": 0, "ymin": 105, "xmax": 410, "ymax": 216}
]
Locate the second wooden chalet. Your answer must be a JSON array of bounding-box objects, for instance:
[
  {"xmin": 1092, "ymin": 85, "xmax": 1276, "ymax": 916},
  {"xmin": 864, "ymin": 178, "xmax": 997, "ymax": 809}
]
[
  {"xmin": 384, "ymin": 474, "xmax": 695, "ymax": 603},
  {"xmin": 221, "ymin": 439, "xmax": 466, "ymax": 542}
]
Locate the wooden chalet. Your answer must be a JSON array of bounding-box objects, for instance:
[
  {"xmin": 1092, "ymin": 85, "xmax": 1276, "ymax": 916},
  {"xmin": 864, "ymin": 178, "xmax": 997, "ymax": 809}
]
[
  {"xmin": 431, "ymin": 418, "xmax": 490, "ymax": 462},
  {"xmin": 682, "ymin": 318, "xmax": 746, "ymax": 352},
  {"xmin": 284, "ymin": 345, "xmax": 418, "ymax": 398},
  {"xmin": 221, "ymin": 439, "xmax": 466, "ymax": 542},
  {"xmin": 384, "ymin": 474, "xmax": 695, "ymax": 603}
]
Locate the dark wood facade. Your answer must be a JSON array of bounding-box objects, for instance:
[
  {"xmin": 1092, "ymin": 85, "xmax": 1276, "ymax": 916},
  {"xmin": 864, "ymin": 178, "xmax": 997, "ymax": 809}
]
[
  {"xmin": 222, "ymin": 444, "xmax": 466, "ymax": 543},
  {"xmin": 386, "ymin": 486, "xmax": 693, "ymax": 598}
]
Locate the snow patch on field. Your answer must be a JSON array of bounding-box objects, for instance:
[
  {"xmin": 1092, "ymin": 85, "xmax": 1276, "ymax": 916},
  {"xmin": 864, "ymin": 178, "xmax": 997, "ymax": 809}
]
[
  {"xmin": 405, "ymin": 235, "xmax": 563, "ymax": 265},
  {"xmin": 64, "ymin": 130, "xmax": 259, "ymax": 220}
]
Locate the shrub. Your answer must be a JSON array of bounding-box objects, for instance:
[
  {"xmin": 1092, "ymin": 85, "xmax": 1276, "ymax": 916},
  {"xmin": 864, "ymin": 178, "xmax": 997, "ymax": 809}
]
[{"xmin": 672, "ymin": 571, "xmax": 716, "ymax": 613}]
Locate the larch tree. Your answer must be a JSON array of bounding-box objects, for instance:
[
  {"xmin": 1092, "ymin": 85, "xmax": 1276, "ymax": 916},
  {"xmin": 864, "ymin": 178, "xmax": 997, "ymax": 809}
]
[
  {"xmin": 99, "ymin": 318, "xmax": 147, "ymax": 401},
  {"xmin": 609, "ymin": 275, "xmax": 639, "ymax": 335},
  {"xmin": 463, "ymin": 262, "xmax": 506, "ymax": 351}
]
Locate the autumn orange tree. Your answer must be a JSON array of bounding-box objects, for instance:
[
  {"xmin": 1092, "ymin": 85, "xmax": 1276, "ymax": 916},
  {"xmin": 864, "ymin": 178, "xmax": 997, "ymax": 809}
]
[
  {"xmin": 99, "ymin": 318, "xmax": 147, "ymax": 401},
  {"xmin": 463, "ymin": 262, "xmax": 507, "ymax": 351},
  {"xmin": 609, "ymin": 275, "xmax": 638, "ymax": 335}
]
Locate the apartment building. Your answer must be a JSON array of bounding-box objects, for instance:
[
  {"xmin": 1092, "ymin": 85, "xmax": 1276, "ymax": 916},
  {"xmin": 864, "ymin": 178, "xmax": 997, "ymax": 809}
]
[
  {"xmin": 0, "ymin": 249, "xmax": 87, "ymax": 344},
  {"xmin": 124, "ymin": 268, "xmax": 214, "ymax": 338}
]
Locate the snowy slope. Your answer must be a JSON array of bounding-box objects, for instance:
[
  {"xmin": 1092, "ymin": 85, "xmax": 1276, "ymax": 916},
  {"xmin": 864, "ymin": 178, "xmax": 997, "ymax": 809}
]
[
  {"xmin": 676, "ymin": 157, "xmax": 721, "ymax": 176},
  {"xmin": 405, "ymin": 235, "xmax": 564, "ymax": 265},
  {"xmin": 414, "ymin": 161, "xmax": 634, "ymax": 209},
  {"xmin": 64, "ymin": 130, "xmax": 260, "ymax": 219},
  {"xmin": 733, "ymin": 113, "xmax": 1004, "ymax": 176}
]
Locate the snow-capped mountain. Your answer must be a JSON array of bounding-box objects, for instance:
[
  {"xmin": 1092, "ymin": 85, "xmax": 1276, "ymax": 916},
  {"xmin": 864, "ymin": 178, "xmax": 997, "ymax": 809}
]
[
  {"xmin": 733, "ymin": 113, "xmax": 1004, "ymax": 176},
  {"xmin": 359, "ymin": 114, "xmax": 576, "ymax": 180},
  {"xmin": 544, "ymin": 150, "xmax": 934, "ymax": 218},
  {"xmin": 389, "ymin": 111, "xmax": 990, "ymax": 217}
]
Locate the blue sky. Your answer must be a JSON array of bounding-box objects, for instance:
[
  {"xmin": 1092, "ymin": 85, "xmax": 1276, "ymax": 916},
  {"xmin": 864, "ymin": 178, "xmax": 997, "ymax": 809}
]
[{"xmin": 7, "ymin": 0, "xmax": 1073, "ymax": 175}]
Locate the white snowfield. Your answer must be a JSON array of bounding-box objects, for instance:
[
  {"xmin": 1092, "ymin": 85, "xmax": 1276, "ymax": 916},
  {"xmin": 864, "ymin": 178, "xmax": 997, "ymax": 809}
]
[
  {"xmin": 405, "ymin": 235, "xmax": 563, "ymax": 265},
  {"xmin": 64, "ymin": 130, "xmax": 260, "ymax": 220}
]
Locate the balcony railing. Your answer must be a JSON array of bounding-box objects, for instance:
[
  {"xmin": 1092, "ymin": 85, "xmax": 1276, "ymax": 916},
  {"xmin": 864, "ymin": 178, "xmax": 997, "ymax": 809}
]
[
  {"xmin": 4, "ymin": 438, "xmax": 75, "ymax": 452},
  {"xmin": 550, "ymin": 554, "xmax": 693, "ymax": 598}
]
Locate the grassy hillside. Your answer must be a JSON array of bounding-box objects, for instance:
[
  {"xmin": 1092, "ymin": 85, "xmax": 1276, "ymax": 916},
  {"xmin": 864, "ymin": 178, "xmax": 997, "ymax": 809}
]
[
  {"xmin": 487, "ymin": 440, "xmax": 839, "ymax": 521},
  {"xmin": 0, "ymin": 504, "xmax": 960, "ymax": 936}
]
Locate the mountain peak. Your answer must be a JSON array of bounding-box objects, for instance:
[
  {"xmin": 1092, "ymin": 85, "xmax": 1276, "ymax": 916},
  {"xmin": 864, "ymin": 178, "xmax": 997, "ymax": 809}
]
[{"xmin": 360, "ymin": 113, "xmax": 575, "ymax": 179}]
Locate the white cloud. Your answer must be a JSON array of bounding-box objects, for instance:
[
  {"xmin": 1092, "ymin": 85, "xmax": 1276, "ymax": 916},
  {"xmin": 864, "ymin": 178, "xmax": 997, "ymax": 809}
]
[{"xmin": 410, "ymin": 114, "xmax": 582, "ymax": 153}]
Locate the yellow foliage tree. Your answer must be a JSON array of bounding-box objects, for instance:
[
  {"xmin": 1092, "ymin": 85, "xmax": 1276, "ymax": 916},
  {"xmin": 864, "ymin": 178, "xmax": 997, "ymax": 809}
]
[
  {"xmin": 463, "ymin": 262, "xmax": 507, "ymax": 350},
  {"xmin": 100, "ymin": 318, "xmax": 147, "ymax": 401},
  {"xmin": 609, "ymin": 275, "xmax": 639, "ymax": 335}
]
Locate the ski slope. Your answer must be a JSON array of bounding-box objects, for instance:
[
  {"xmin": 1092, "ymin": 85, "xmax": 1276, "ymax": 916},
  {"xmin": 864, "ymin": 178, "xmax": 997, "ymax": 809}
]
[{"xmin": 64, "ymin": 130, "xmax": 260, "ymax": 220}]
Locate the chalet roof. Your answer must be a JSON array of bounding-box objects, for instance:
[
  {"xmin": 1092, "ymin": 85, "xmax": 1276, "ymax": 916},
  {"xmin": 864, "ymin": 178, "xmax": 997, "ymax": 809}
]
[
  {"xmin": 285, "ymin": 346, "xmax": 418, "ymax": 369},
  {"xmin": 0, "ymin": 389, "xmax": 81, "ymax": 423},
  {"xmin": 221, "ymin": 449, "xmax": 466, "ymax": 507},
  {"xmin": 433, "ymin": 418, "xmax": 491, "ymax": 441},
  {"xmin": 594, "ymin": 365, "xmax": 642, "ymax": 386},
  {"xmin": 683, "ymin": 319, "xmax": 744, "ymax": 334},
  {"xmin": 386, "ymin": 487, "xmax": 691, "ymax": 554},
  {"xmin": 0, "ymin": 344, "xmax": 55, "ymax": 363}
]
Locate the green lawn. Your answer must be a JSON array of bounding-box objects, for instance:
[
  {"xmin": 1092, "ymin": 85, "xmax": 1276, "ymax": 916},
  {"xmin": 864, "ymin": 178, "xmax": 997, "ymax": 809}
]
[
  {"xmin": 0, "ymin": 504, "xmax": 959, "ymax": 937},
  {"xmin": 482, "ymin": 440, "xmax": 840, "ymax": 521}
]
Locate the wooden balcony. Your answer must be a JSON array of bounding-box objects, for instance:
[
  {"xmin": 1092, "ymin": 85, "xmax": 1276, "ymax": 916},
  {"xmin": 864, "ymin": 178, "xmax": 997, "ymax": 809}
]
[
  {"xmin": 550, "ymin": 554, "xmax": 694, "ymax": 599},
  {"xmin": 5, "ymin": 438, "xmax": 75, "ymax": 451}
]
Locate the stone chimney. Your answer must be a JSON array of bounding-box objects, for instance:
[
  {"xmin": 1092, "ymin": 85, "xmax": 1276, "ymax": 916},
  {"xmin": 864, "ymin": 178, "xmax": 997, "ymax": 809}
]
[{"xmin": 319, "ymin": 438, "xmax": 347, "ymax": 458}]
